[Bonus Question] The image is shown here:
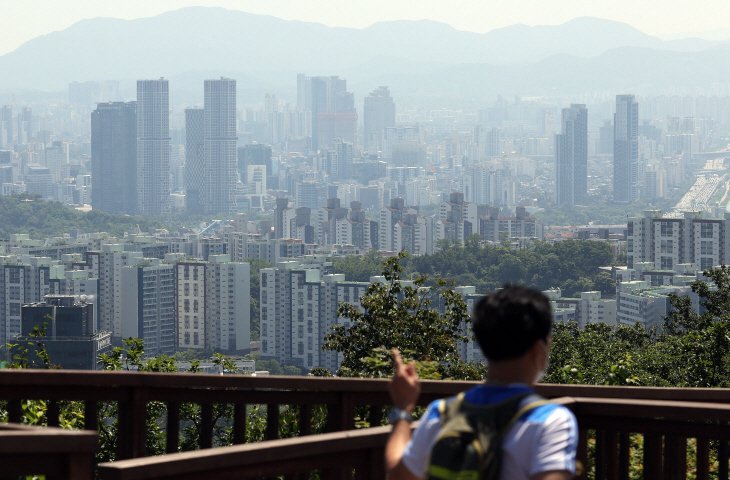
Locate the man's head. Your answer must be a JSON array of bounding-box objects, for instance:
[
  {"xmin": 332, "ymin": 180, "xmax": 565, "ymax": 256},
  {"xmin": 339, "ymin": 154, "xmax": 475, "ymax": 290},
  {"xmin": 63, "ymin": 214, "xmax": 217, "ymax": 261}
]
[{"xmin": 472, "ymin": 285, "xmax": 553, "ymax": 364}]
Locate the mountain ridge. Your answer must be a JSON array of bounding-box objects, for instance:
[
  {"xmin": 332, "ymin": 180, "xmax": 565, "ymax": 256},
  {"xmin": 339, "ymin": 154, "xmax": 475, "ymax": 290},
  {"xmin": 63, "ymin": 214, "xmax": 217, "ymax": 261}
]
[{"xmin": 0, "ymin": 7, "xmax": 728, "ymax": 96}]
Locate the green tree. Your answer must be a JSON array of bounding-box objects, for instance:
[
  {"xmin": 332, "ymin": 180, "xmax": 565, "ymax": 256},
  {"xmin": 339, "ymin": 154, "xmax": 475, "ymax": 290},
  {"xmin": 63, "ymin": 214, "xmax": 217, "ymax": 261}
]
[{"xmin": 322, "ymin": 251, "xmax": 476, "ymax": 378}]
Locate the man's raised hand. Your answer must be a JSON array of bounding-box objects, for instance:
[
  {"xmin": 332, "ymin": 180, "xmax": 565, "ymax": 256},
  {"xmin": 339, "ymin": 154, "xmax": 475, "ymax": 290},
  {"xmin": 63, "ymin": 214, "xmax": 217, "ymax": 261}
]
[{"xmin": 389, "ymin": 349, "xmax": 421, "ymax": 413}]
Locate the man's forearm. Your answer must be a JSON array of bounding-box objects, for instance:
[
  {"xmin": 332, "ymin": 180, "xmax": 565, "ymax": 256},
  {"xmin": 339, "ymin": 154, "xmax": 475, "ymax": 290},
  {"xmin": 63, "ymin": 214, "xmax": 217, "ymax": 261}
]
[{"xmin": 386, "ymin": 420, "xmax": 420, "ymax": 480}]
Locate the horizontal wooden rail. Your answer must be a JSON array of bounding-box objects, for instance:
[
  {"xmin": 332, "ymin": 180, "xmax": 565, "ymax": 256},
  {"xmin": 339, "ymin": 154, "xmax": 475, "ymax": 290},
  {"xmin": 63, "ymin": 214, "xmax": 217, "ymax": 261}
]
[
  {"xmin": 98, "ymin": 397, "xmax": 730, "ymax": 480},
  {"xmin": 4, "ymin": 370, "xmax": 730, "ymax": 466},
  {"xmin": 98, "ymin": 425, "xmax": 391, "ymax": 480},
  {"xmin": 0, "ymin": 423, "xmax": 97, "ymax": 480}
]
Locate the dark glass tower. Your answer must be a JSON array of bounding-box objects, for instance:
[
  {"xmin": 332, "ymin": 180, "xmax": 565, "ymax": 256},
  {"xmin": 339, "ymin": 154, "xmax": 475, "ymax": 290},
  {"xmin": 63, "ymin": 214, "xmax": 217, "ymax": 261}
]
[
  {"xmin": 91, "ymin": 102, "xmax": 137, "ymax": 214},
  {"xmin": 555, "ymin": 104, "xmax": 588, "ymax": 206}
]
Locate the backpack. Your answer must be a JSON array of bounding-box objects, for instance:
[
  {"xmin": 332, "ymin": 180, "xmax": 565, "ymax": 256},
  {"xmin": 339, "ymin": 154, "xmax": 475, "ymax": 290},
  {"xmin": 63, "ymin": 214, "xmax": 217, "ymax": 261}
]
[{"xmin": 426, "ymin": 391, "xmax": 550, "ymax": 480}]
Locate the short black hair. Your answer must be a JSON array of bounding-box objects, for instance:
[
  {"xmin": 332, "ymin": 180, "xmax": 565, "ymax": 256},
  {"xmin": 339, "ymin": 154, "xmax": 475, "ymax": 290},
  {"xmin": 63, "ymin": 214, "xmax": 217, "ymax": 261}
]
[{"xmin": 472, "ymin": 285, "xmax": 553, "ymax": 361}]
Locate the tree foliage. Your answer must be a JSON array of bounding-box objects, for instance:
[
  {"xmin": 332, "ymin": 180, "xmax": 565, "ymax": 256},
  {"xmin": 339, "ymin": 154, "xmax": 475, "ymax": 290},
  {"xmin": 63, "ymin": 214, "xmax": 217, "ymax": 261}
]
[
  {"xmin": 0, "ymin": 193, "xmax": 167, "ymax": 238},
  {"xmin": 334, "ymin": 240, "xmax": 617, "ymax": 298},
  {"xmin": 323, "ymin": 251, "xmax": 486, "ymax": 379}
]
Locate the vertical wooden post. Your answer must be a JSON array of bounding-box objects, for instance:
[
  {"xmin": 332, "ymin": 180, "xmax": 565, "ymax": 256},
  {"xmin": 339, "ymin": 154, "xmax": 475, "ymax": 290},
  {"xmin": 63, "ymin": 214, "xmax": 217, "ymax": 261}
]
[
  {"xmin": 200, "ymin": 403, "xmax": 214, "ymax": 449},
  {"xmin": 47, "ymin": 400, "xmax": 60, "ymax": 427},
  {"xmin": 300, "ymin": 404, "xmax": 312, "ymax": 436},
  {"xmin": 644, "ymin": 434, "xmax": 664, "ymax": 479},
  {"xmin": 266, "ymin": 404, "xmax": 279, "ymax": 440},
  {"xmin": 7, "ymin": 399, "xmax": 21, "ymax": 424},
  {"xmin": 576, "ymin": 428, "xmax": 589, "ymax": 480},
  {"xmin": 166, "ymin": 401, "xmax": 180, "ymax": 453},
  {"xmin": 368, "ymin": 405, "xmax": 383, "ymax": 428},
  {"xmin": 719, "ymin": 440, "xmax": 729, "ymax": 480},
  {"xmin": 618, "ymin": 432, "xmax": 630, "ymax": 480},
  {"xmin": 595, "ymin": 430, "xmax": 606, "ymax": 480},
  {"xmin": 696, "ymin": 438, "xmax": 710, "ymax": 480},
  {"xmin": 233, "ymin": 403, "xmax": 247, "ymax": 444},
  {"xmin": 83, "ymin": 401, "xmax": 97, "ymax": 431}
]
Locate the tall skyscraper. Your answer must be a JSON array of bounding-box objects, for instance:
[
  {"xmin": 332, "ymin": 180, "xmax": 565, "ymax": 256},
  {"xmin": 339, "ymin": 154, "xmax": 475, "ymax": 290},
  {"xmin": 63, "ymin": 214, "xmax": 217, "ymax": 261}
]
[
  {"xmin": 136, "ymin": 78, "xmax": 171, "ymax": 215},
  {"xmin": 17, "ymin": 107, "xmax": 32, "ymax": 144},
  {"xmin": 363, "ymin": 87, "xmax": 396, "ymax": 153},
  {"xmin": 185, "ymin": 108, "xmax": 204, "ymax": 214},
  {"xmin": 203, "ymin": 78, "xmax": 237, "ymax": 215},
  {"xmin": 91, "ymin": 102, "xmax": 137, "ymax": 214},
  {"xmin": 237, "ymin": 144, "xmax": 272, "ymax": 184},
  {"xmin": 614, "ymin": 95, "xmax": 639, "ymax": 203},
  {"xmin": 555, "ymin": 104, "xmax": 588, "ymax": 206},
  {"xmin": 298, "ymin": 74, "xmax": 355, "ymax": 151},
  {"xmin": 0, "ymin": 105, "xmax": 12, "ymax": 147}
]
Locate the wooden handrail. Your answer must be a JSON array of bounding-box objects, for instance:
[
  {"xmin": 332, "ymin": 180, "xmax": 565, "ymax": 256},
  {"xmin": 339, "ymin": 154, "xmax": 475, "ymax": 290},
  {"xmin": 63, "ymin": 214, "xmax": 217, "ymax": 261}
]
[
  {"xmin": 96, "ymin": 396, "xmax": 730, "ymax": 480},
  {"xmin": 98, "ymin": 425, "xmax": 391, "ymax": 480},
  {"xmin": 3, "ymin": 370, "xmax": 730, "ymax": 466},
  {"xmin": 0, "ymin": 423, "xmax": 97, "ymax": 480}
]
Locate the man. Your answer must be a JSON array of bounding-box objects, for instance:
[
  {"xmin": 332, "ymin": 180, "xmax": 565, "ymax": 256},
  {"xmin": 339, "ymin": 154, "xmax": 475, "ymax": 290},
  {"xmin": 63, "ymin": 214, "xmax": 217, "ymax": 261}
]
[{"xmin": 386, "ymin": 285, "xmax": 578, "ymax": 480}]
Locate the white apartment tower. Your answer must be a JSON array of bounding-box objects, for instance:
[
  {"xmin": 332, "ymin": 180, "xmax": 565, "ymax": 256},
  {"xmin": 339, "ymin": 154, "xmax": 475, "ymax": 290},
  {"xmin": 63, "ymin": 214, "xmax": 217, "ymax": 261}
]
[
  {"xmin": 175, "ymin": 256, "xmax": 250, "ymax": 353},
  {"xmin": 203, "ymin": 78, "xmax": 237, "ymax": 215},
  {"xmin": 137, "ymin": 79, "xmax": 171, "ymax": 215}
]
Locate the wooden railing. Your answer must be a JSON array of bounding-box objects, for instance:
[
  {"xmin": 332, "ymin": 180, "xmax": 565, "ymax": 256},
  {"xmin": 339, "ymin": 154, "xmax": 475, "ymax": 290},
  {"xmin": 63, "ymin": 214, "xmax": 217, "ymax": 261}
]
[
  {"xmin": 0, "ymin": 422, "xmax": 97, "ymax": 479},
  {"xmin": 96, "ymin": 396, "xmax": 730, "ymax": 480},
  {"xmin": 3, "ymin": 370, "xmax": 730, "ymax": 478},
  {"xmin": 97, "ymin": 425, "xmax": 389, "ymax": 480}
]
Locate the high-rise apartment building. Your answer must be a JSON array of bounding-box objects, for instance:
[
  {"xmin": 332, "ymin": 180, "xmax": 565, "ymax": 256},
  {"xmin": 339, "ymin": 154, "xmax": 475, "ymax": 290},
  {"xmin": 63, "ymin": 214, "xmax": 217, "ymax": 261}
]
[
  {"xmin": 555, "ymin": 104, "xmax": 588, "ymax": 206},
  {"xmin": 0, "ymin": 105, "xmax": 12, "ymax": 147},
  {"xmin": 120, "ymin": 258, "xmax": 176, "ymax": 355},
  {"xmin": 184, "ymin": 108, "xmax": 204, "ymax": 214},
  {"xmin": 175, "ymin": 255, "xmax": 250, "ymax": 353},
  {"xmin": 91, "ymin": 102, "xmax": 137, "ymax": 214},
  {"xmin": 379, "ymin": 198, "xmax": 433, "ymax": 255},
  {"xmin": 479, "ymin": 206, "xmax": 542, "ymax": 243},
  {"xmin": 363, "ymin": 87, "xmax": 395, "ymax": 153},
  {"xmin": 0, "ymin": 256, "xmax": 54, "ymax": 344},
  {"xmin": 136, "ymin": 79, "xmax": 171, "ymax": 215},
  {"xmin": 17, "ymin": 108, "xmax": 32, "ymax": 144},
  {"xmin": 626, "ymin": 210, "xmax": 730, "ymax": 271},
  {"xmin": 436, "ymin": 192, "xmax": 481, "ymax": 245},
  {"xmin": 203, "ymin": 78, "xmax": 237, "ymax": 215},
  {"xmin": 614, "ymin": 95, "xmax": 639, "ymax": 203}
]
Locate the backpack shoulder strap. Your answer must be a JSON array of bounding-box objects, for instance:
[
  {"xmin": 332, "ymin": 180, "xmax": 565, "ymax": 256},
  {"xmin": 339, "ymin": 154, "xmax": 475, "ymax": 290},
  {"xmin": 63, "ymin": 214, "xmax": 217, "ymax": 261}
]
[{"xmin": 499, "ymin": 394, "xmax": 552, "ymax": 436}]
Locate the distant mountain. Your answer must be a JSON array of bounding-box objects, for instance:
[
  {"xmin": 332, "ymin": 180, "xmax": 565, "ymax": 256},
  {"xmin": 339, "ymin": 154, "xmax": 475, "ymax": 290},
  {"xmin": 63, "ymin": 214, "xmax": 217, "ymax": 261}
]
[
  {"xmin": 0, "ymin": 7, "xmax": 727, "ymax": 92},
  {"xmin": 358, "ymin": 46, "xmax": 730, "ymax": 98}
]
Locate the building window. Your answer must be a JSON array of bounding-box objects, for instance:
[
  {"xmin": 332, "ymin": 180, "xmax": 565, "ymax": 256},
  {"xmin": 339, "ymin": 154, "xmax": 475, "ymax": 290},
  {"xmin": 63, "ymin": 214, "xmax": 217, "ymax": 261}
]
[
  {"xmin": 660, "ymin": 240, "xmax": 673, "ymax": 254},
  {"xmin": 194, "ymin": 332, "xmax": 199, "ymax": 346},
  {"xmin": 701, "ymin": 240, "xmax": 713, "ymax": 255},
  {"xmin": 627, "ymin": 239, "xmax": 633, "ymax": 253},
  {"xmin": 307, "ymin": 320, "xmax": 313, "ymax": 333},
  {"xmin": 193, "ymin": 300, "xmax": 199, "ymax": 313},
  {"xmin": 701, "ymin": 257, "xmax": 714, "ymax": 270},
  {"xmin": 660, "ymin": 256, "xmax": 673, "ymax": 270},
  {"xmin": 184, "ymin": 332, "xmax": 190, "ymax": 345},
  {"xmin": 660, "ymin": 222, "xmax": 673, "ymax": 237},
  {"xmin": 701, "ymin": 223, "xmax": 714, "ymax": 239},
  {"xmin": 627, "ymin": 222, "xmax": 633, "ymax": 236},
  {"xmin": 184, "ymin": 315, "xmax": 190, "ymax": 329},
  {"xmin": 184, "ymin": 283, "xmax": 190, "ymax": 296},
  {"xmin": 262, "ymin": 340, "xmax": 268, "ymax": 353},
  {"xmin": 298, "ymin": 342, "xmax": 304, "ymax": 355},
  {"xmin": 184, "ymin": 299, "xmax": 190, "ymax": 313},
  {"xmin": 307, "ymin": 353, "xmax": 313, "ymax": 366},
  {"xmin": 298, "ymin": 325, "xmax": 304, "ymax": 338}
]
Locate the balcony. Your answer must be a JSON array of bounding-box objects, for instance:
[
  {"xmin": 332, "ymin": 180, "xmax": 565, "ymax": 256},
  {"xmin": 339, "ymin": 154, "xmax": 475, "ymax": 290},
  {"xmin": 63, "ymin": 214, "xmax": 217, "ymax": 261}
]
[{"xmin": 0, "ymin": 371, "xmax": 729, "ymax": 479}]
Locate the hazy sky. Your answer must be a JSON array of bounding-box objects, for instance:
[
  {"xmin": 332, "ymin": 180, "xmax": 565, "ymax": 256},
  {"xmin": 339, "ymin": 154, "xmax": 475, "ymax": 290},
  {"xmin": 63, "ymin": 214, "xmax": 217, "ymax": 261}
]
[{"xmin": 2, "ymin": 0, "xmax": 729, "ymax": 56}]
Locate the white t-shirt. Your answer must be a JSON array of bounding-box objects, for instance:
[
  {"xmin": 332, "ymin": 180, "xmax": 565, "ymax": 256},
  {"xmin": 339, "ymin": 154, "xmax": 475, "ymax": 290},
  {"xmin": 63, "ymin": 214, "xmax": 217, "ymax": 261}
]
[{"xmin": 402, "ymin": 384, "xmax": 578, "ymax": 480}]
